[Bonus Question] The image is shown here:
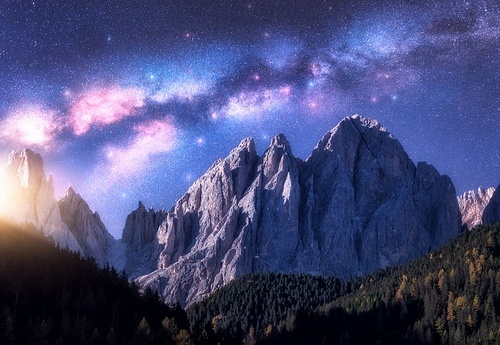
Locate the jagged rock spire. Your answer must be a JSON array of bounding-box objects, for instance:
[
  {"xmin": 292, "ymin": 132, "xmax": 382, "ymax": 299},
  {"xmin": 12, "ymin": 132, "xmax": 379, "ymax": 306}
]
[{"xmin": 136, "ymin": 115, "xmax": 462, "ymax": 306}]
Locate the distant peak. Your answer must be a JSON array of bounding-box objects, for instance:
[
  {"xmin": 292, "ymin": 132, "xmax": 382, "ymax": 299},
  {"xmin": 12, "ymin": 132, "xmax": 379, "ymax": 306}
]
[
  {"xmin": 460, "ymin": 187, "xmax": 495, "ymax": 200},
  {"xmin": 479, "ymin": 186, "xmax": 495, "ymax": 195},
  {"xmin": 267, "ymin": 133, "xmax": 293, "ymax": 156},
  {"xmin": 346, "ymin": 114, "xmax": 386, "ymax": 132},
  {"xmin": 270, "ymin": 133, "xmax": 288, "ymax": 146},
  {"xmin": 8, "ymin": 148, "xmax": 43, "ymax": 165},
  {"xmin": 138, "ymin": 201, "xmax": 146, "ymax": 209},
  {"xmin": 65, "ymin": 186, "xmax": 77, "ymax": 197},
  {"xmin": 237, "ymin": 137, "xmax": 255, "ymax": 149},
  {"xmin": 227, "ymin": 137, "xmax": 256, "ymax": 158},
  {"xmin": 5, "ymin": 148, "xmax": 46, "ymax": 188}
]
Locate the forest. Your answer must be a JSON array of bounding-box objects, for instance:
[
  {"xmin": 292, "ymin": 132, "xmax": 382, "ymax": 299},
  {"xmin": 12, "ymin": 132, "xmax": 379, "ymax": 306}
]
[
  {"xmin": 0, "ymin": 220, "xmax": 191, "ymax": 344},
  {"xmin": 188, "ymin": 222, "xmax": 500, "ymax": 344},
  {"xmin": 2, "ymin": 219, "xmax": 500, "ymax": 344}
]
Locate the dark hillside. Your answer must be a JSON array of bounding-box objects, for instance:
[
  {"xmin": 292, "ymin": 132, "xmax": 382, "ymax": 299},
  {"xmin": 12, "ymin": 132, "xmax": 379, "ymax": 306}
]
[
  {"xmin": 0, "ymin": 220, "xmax": 189, "ymax": 345},
  {"xmin": 189, "ymin": 223, "xmax": 500, "ymax": 344}
]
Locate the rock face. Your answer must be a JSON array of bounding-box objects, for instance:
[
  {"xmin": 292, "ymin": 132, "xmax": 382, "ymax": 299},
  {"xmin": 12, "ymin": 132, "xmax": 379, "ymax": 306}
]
[
  {"xmin": 0, "ymin": 149, "xmax": 116, "ymax": 266},
  {"xmin": 0, "ymin": 149, "xmax": 82, "ymax": 252},
  {"xmin": 458, "ymin": 187, "xmax": 495, "ymax": 229},
  {"xmin": 483, "ymin": 184, "xmax": 500, "ymax": 225},
  {"xmin": 137, "ymin": 115, "xmax": 462, "ymax": 306},
  {"xmin": 58, "ymin": 187, "xmax": 115, "ymax": 266},
  {"xmin": 121, "ymin": 202, "xmax": 167, "ymax": 278}
]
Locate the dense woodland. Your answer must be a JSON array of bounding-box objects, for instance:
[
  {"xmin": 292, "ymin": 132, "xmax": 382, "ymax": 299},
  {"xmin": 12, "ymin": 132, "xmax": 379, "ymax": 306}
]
[
  {"xmin": 188, "ymin": 273, "xmax": 350, "ymax": 343},
  {"xmin": 2, "ymin": 219, "xmax": 500, "ymax": 344},
  {"xmin": 0, "ymin": 221, "xmax": 191, "ymax": 344},
  {"xmin": 189, "ymin": 223, "xmax": 500, "ymax": 344}
]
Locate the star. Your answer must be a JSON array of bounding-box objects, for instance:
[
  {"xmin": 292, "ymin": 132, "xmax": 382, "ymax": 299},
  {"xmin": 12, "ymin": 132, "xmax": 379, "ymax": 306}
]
[{"xmin": 0, "ymin": 0, "xmax": 496, "ymax": 238}]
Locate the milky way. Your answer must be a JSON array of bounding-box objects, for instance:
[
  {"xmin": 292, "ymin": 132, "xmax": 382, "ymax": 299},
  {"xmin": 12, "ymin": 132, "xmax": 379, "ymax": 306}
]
[{"xmin": 1, "ymin": 0, "xmax": 498, "ymax": 238}]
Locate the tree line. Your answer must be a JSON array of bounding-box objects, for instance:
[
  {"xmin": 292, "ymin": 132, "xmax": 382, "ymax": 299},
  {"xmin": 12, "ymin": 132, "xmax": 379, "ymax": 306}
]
[
  {"xmin": 188, "ymin": 222, "xmax": 500, "ymax": 344},
  {"xmin": 3, "ymin": 218, "xmax": 500, "ymax": 344},
  {"xmin": 0, "ymin": 220, "xmax": 191, "ymax": 344}
]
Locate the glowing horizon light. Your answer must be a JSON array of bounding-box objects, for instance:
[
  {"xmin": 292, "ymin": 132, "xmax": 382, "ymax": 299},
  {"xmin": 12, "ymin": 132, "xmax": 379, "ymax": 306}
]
[
  {"xmin": 0, "ymin": 171, "xmax": 6, "ymax": 216},
  {"xmin": 0, "ymin": 167, "xmax": 29, "ymax": 223}
]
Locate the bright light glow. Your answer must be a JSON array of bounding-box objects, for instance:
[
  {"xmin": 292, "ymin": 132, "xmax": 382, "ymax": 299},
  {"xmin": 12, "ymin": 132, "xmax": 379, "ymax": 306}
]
[
  {"xmin": 0, "ymin": 105, "xmax": 60, "ymax": 149},
  {"xmin": 0, "ymin": 165, "xmax": 28, "ymax": 222},
  {"xmin": 0, "ymin": 171, "xmax": 6, "ymax": 216}
]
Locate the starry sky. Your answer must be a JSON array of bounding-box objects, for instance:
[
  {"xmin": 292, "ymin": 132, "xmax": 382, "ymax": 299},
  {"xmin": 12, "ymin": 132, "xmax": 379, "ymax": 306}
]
[{"xmin": 0, "ymin": 0, "xmax": 498, "ymax": 238}]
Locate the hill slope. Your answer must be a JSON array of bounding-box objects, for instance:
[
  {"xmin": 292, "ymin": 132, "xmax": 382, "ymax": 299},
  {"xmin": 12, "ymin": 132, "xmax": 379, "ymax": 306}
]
[
  {"xmin": 188, "ymin": 222, "xmax": 500, "ymax": 344},
  {"xmin": 0, "ymin": 220, "xmax": 190, "ymax": 345},
  {"xmin": 138, "ymin": 115, "xmax": 461, "ymax": 306}
]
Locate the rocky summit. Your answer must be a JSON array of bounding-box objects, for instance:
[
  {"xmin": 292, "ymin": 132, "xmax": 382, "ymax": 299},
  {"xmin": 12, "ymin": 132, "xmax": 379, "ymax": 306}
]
[
  {"xmin": 136, "ymin": 115, "xmax": 462, "ymax": 306},
  {"xmin": 58, "ymin": 186, "xmax": 115, "ymax": 267},
  {"xmin": 483, "ymin": 184, "xmax": 500, "ymax": 225},
  {"xmin": 0, "ymin": 149, "xmax": 82, "ymax": 252},
  {"xmin": 0, "ymin": 149, "xmax": 114, "ymax": 265},
  {"xmin": 121, "ymin": 201, "xmax": 167, "ymax": 279},
  {"xmin": 458, "ymin": 187, "xmax": 496, "ymax": 229}
]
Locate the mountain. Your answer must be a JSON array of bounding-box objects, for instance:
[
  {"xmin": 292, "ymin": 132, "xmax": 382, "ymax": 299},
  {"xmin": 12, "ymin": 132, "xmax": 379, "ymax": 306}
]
[
  {"xmin": 0, "ymin": 149, "xmax": 113, "ymax": 266},
  {"xmin": 136, "ymin": 115, "xmax": 462, "ymax": 306},
  {"xmin": 187, "ymin": 222, "xmax": 500, "ymax": 345},
  {"xmin": 0, "ymin": 221, "xmax": 189, "ymax": 345},
  {"xmin": 58, "ymin": 186, "xmax": 115, "ymax": 267},
  {"xmin": 0, "ymin": 149, "xmax": 164, "ymax": 272},
  {"xmin": 121, "ymin": 201, "xmax": 167, "ymax": 279},
  {"xmin": 483, "ymin": 184, "xmax": 500, "ymax": 225},
  {"xmin": 457, "ymin": 187, "xmax": 495, "ymax": 229},
  {"xmin": 0, "ymin": 116, "xmax": 467, "ymax": 308},
  {"xmin": 0, "ymin": 149, "xmax": 82, "ymax": 252}
]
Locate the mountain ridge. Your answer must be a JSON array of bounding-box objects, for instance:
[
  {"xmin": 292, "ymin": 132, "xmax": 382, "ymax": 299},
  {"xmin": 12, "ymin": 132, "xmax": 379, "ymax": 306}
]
[
  {"xmin": 136, "ymin": 115, "xmax": 463, "ymax": 306},
  {"xmin": 1, "ymin": 115, "xmax": 498, "ymax": 308},
  {"xmin": 457, "ymin": 187, "xmax": 495, "ymax": 229}
]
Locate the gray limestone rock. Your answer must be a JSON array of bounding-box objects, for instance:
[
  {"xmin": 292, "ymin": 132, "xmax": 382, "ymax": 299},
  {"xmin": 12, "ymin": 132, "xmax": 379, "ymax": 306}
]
[
  {"xmin": 483, "ymin": 184, "xmax": 500, "ymax": 224},
  {"xmin": 458, "ymin": 187, "xmax": 495, "ymax": 229},
  {"xmin": 0, "ymin": 149, "xmax": 82, "ymax": 252},
  {"xmin": 121, "ymin": 202, "xmax": 167, "ymax": 278},
  {"xmin": 58, "ymin": 186, "xmax": 115, "ymax": 267},
  {"xmin": 136, "ymin": 115, "xmax": 462, "ymax": 306}
]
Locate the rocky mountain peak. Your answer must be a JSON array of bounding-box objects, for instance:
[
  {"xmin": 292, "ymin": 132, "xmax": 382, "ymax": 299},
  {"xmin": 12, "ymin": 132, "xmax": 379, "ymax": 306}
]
[
  {"xmin": 261, "ymin": 134, "xmax": 295, "ymax": 185},
  {"xmin": 226, "ymin": 137, "xmax": 256, "ymax": 160},
  {"xmin": 349, "ymin": 114, "xmax": 388, "ymax": 133},
  {"xmin": 136, "ymin": 115, "xmax": 461, "ymax": 306},
  {"xmin": 120, "ymin": 202, "xmax": 167, "ymax": 278},
  {"xmin": 269, "ymin": 133, "xmax": 291, "ymax": 151},
  {"xmin": 6, "ymin": 149, "xmax": 46, "ymax": 190},
  {"xmin": 122, "ymin": 201, "xmax": 164, "ymax": 247},
  {"xmin": 135, "ymin": 200, "xmax": 147, "ymax": 212},
  {"xmin": 64, "ymin": 185, "xmax": 77, "ymax": 198},
  {"xmin": 458, "ymin": 187, "xmax": 495, "ymax": 229},
  {"xmin": 0, "ymin": 150, "xmax": 120, "ymax": 267},
  {"xmin": 315, "ymin": 115, "xmax": 389, "ymax": 152},
  {"xmin": 58, "ymin": 186, "xmax": 114, "ymax": 266},
  {"xmin": 310, "ymin": 115, "xmax": 410, "ymax": 185},
  {"xmin": 483, "ymin": 185, "xmax": 500, "ymax": 225},
  {"xmin": 1, "ymin": 150, "xmax": 82, "ymax": 252}
]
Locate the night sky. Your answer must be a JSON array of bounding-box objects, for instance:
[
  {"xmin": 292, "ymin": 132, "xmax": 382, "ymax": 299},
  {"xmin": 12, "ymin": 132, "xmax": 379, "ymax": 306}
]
[{"xmin": 1, "ymin": 0, "xmax": 498, "ymax": 238}]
